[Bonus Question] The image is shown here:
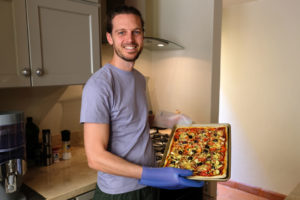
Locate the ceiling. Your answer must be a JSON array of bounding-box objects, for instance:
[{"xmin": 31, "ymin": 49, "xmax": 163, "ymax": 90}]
[{"xmin": 223, "ymin": 0, "xmax": 257, "ymax": 7}]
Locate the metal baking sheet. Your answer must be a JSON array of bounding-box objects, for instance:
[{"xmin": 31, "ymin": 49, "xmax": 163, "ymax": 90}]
[{"xmin": 160, "ymin": 123, "xmax": 231, "ymax": 181}]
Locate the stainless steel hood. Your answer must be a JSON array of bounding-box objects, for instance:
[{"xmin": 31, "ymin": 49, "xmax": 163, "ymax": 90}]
[
  {"xmin": 101, "ymin": 0, "xmax": 184, "ymax": 50},
  {"xmin": 143, "ymin": 37, "xmax": 184, "ymax": 51}
]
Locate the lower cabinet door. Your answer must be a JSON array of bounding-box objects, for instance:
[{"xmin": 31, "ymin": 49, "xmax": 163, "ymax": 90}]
[{"xmin": 74, "ymin": 190, "xmax": 95, "ymax": 200}]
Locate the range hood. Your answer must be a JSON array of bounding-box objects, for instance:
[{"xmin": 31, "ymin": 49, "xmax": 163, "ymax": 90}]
[
  {"xmin": 143, "ymin": 37, "xmax": 184, "ymax": 51},
  {"xmin": 101, "ymin": 0, "xmax": 184, "ymax": 50}
]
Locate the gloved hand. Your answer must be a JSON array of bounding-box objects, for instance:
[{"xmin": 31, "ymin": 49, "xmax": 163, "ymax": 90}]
[{"xmin": 138, "ymin": 167, "xmax": 204, "ymax": 190}]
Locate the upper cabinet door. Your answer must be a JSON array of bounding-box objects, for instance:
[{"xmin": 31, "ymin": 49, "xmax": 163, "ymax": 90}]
[
  {"xmin": 26, "ymin": 0, "xmax": 100, "ymax": 86},
  {"xmin": 0, "ymin": 0, "xmax": 31, "ymax": 87}
]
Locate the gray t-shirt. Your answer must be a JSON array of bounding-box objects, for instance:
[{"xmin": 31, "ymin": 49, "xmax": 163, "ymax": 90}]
[{"xmin": 80, "ymin": 63, "xmax": 155, "ymax": 194}]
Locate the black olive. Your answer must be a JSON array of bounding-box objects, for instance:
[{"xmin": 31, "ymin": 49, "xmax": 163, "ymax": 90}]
[
  {"xmin": 192, "ymin": 150, "xmax": 197, "ymax": 154},
  {"xmin": 182, "ymin": 141, "xmax": 188, "ymax": 144},
  {"xmin": 171, "ymin": 161, "xmax": 175, "ymax": 164},
  {"xmin": 194, "ymin": 140, "xmax": 198, "ymax": 143},
  {"xmin": 188, "ymin": 135, "xmax": 193, "ymax": 139},
  {"xmin": 197, "ymin": 162, "xmax": 203, "ymax": 166},
  {"xmin": 213, "ymin": 139, "xmax": 218, "ymax": 142},
  {"xmin": 179, "ymin": 150, "xmax": 183, "ymax": 154},
  {"xmin": 204, "ymin": 149, "xmax": 209, "ymax": 153},
  {"xmin": 188, "ymin": 156, "xmax": 193, "ymax": 160},
  {"xmin": 205, "ymin": 145, "xmax": 209, "ymax": 149},
  {"xmin": 214, "ymin": 133, "xmax": 217, "ymax": 137}
]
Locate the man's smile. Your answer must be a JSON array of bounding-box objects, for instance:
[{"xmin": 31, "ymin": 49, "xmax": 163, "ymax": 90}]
[{"xmin": 124, "ymin": 44, "xmax": 138, "ymax": 51}]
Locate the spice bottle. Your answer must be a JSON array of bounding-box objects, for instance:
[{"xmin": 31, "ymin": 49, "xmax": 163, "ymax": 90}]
[
  {"xmin": 52, "ymin": 147, "xmax": 60, "ymax": 163},
  {"xmin": 61, "ymin": 130, "xmax": 71, "ymax": 160},
  {"xmin": 42, "ymin": 129, "xmax": 52, "ymax": 166}
]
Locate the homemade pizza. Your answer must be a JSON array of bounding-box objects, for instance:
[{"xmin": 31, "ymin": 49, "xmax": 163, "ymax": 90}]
[{"xmin": 162, "ymin": 124, "xmax": 230, "ymax": 180}]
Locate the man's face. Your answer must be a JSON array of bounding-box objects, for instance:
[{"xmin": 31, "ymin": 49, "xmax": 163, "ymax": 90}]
[{"xmin": 106, "ymin": 14, "xmax": 144, "ymax": 62}]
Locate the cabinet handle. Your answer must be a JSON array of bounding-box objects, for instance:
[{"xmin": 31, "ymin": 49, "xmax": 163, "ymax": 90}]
[
  {"xmin": 21, "ymin": 68, "xmax": 31, "ymax": 77},
  {"xmin": 35, "ymin": 68, "xmax": 44, "ymax": 76}
]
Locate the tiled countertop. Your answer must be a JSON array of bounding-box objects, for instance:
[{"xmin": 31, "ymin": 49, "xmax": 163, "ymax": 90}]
[{"xmin": 23, "ymin": 146, "xmax": 97, "ymax": 200}]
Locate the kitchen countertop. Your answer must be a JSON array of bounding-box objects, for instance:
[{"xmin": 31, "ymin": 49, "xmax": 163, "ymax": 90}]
[{"xmin": 22, "ymin": 146, "xmax": 97, "ymax": 200}]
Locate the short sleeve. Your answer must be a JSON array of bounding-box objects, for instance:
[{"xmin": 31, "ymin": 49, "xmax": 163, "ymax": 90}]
[{"xmin": 80, "ymin": 74, "xmax": 112, "ymax": 124}]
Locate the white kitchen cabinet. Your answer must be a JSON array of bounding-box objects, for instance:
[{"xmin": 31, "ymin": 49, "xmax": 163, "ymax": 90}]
[
  {"xmin": 0, "ymin": 0, "xmax": 30, "ymax": 87},
  {"xmin": 0, "ymin": 0, "xmax": 100, "ymax": 88}
]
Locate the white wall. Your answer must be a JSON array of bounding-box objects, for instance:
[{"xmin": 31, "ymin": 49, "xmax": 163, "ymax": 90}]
[
  {"xmin": 135, "ymin": 0, "xmax": 222, "ymax": 123},
  {"xmin": 0, "ymin": 85, "xmax": 83, "ymax": 136},
  {"xmin": 220, "ymin": 0, "xmax": 300, "ymax": 195}
]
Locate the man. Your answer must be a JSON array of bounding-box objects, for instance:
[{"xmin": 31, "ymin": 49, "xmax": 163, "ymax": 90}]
[{"xmin": 80, "ymin": 5, "xmax": 203, "ymax": 200}]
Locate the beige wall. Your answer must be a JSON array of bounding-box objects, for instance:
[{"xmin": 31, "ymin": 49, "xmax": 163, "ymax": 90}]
[
  {"xmin": 220, "ymin": 0, "xmax": 300, "ymax": 195},
  {"xmin": 0, "ymin": 85, "xmax": 83, "ymax": 136},
  {"xmin": 135, "ymin": 0, "xmax": 222, "ymax": 123}
]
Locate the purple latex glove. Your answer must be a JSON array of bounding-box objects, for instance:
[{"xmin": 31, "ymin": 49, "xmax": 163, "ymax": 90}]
[{"xmin": 138, "ymin": 167, "xmax": 204, "ymax": 190}]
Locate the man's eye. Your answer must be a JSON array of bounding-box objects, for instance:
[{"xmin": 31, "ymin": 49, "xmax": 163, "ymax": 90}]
[
  {"xmin": 118, "ymin": 31, "xmax": 125, "ymax": 35},
  {"xmin": 133, "ymin": 30, "xmax": 141, "ymax": 35}
]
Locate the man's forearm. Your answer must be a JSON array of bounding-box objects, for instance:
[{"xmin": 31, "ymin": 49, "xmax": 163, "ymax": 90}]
[
  {"xmin": 85, "ymin": 147, "xmax": 143, "ymax": 179},
  {"xmin": 84, "ymin": 123, "xmax": 143, "ymax": 179},
  {"xmin": 83, "ymin": 123, "xmax": 204, "ymax": 189}
]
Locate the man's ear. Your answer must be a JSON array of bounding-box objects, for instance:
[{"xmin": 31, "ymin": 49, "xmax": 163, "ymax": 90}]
[{"xmin": 106, "ymin": 32, "xmax": 113, "ymax": 45}]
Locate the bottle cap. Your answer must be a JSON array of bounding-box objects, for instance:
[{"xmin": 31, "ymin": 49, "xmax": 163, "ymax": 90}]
[{"xmin": 61, "ymin": 130, "xmax": 70, "ymax": 141}]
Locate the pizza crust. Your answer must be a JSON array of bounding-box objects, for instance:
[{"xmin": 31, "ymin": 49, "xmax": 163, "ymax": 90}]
[
  {"xmin": 162, "ymin": 124, "xmax": 230, "ymax": 181},
  {"xmin": 188, "ymin": 174, "xmax": 227, "ymax": 180}
]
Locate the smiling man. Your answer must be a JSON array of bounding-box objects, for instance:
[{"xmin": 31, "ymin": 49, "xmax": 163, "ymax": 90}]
[
  {"xmin": 80, "ymin": 5, "xmax": 203, "ymax": 200},
  {"xmin": 106, "ymin": 12, "xmax": 143, "ymax": 64}
]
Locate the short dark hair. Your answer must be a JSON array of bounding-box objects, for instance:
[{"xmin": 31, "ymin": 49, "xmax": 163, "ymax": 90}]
[{"xmin": 106, "ymin": 5, "xmax": 144, "ymax": 34}]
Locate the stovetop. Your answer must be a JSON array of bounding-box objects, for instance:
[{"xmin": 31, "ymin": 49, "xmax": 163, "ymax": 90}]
[
  {"xmin": 150, "ymin": 128, "xmax": 171, "ymax": 166},
  {"xmin": 149, "ymin": 128, "xmax": 216, "ymax": 200}
]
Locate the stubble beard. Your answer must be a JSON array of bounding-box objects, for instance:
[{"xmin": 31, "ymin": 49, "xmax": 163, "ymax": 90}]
[{"xmin": 113, "ymin": 44, "xmax": 143, "ymax": 62}]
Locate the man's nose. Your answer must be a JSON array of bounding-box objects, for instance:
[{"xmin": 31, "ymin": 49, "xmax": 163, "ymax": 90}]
[{"xmin": 126, "ymin": 32, "xmax": 135, "ymax": 42}]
